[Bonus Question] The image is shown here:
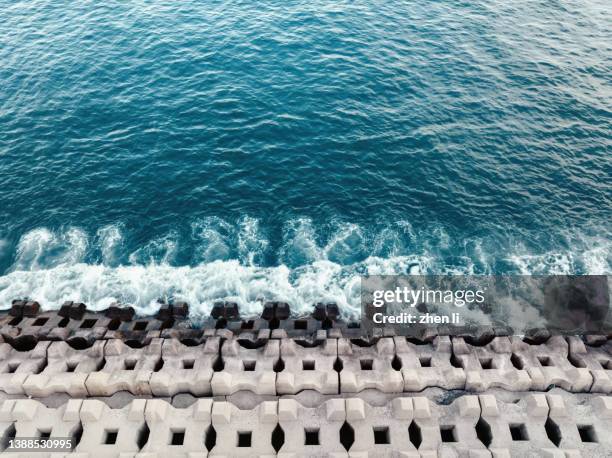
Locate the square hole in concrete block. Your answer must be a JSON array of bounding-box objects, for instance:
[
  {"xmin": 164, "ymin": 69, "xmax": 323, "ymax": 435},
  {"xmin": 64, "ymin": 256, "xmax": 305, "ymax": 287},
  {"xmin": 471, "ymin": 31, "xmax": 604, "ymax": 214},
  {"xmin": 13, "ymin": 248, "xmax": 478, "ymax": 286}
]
[
  {"xmin": 183, "ymin": 359, "xmax": 194, "ymax": 369},
  {"xmin": 538, "ymin": 356, "xmax": 553, "ymax": 367},
  {"xmin": 303, "ymin": 360, "xmax": 315, "ymax": 370},
  {"xmin": 479, "ymin": 358, "xmax": 494, "ymax": 369},
  {"xmin": 237, "ymin": 431, "xmax": 252, "ymax": 447},
  {"xmin": 243, "ymin": 360, "xmax": 256, "ymax": 371},
  {"xmin": 38, "ymin": 430, "xmax": 51, "ymax": 439},
  {"xmin": 66, "ymin": 362, "xmax": 78, "ymax": 373},
  {"xmin": 170, "ymin": 429, "xmax": 185, "ymax": 445},
  {"xmin": 509, "ymin": 423, "xmax": 529, "ymax": 441},
  {"xmin": 103, "ymin": 430, "xmax": 118, "ymax": 444},
  {"xmin": 419, "ymin": 356, "xmax": 432, "ymax": 367},
  {"xmin": 305, "ymin": 428, "xmax": 319, "ymax": 445},
  {"xmin": 294, "ymin": 320, "xmax": 307, "ymax": 330},
  {"xmin": 33, "ymin": 317, "xmax": 48, "ymax": 327},
  {"xmin": 577, "ymin": 425, "xmax": 597, "ymax": 443},
  {"xmin": 599, "ymin": 359, "xmax": 612, "ymax": 370},
  {"xmin": 133, "ymin": 321, "xmax": 147, "ymax": 331},
  {"xmin": 80, "ymin": 319, "xmax": 97, "ymax": 329},
  {"xmin": 124, "ymin": 359, "xmax": 137, "ymax": 370},
  {"xmin": 7, "ymin": 363, "xmax": 19, "ymax": 374},
  {"xmin": 440, "ymin": 425, "xmax": 457, "ymax": 442},
  {"xmin": 360, "ymin": 359, "xmax": 374, "ymax": 370},
  {"xmin": 373, "ymin": 426, "xmax": 390, "ymax": 444},
  {"xmin": 9, "ymin": 317, "xmax": 22, "ymax": 326}
]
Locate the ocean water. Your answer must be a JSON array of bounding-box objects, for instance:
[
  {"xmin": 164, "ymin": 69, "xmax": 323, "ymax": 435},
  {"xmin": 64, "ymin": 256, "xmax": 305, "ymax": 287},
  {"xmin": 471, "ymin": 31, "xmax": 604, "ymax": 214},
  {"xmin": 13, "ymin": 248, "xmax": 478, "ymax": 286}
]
[{"xmin": 0, "ymin": 0, "xmax": 610, "ymax": 318}]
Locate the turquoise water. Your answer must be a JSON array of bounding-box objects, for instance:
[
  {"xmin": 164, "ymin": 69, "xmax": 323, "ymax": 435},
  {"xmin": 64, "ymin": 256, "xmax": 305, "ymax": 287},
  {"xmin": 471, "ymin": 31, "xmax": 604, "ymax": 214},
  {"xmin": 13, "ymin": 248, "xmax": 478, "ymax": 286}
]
[{"xmin": 0, "ymin": 0, "xmax": 610, "ymax": 317}]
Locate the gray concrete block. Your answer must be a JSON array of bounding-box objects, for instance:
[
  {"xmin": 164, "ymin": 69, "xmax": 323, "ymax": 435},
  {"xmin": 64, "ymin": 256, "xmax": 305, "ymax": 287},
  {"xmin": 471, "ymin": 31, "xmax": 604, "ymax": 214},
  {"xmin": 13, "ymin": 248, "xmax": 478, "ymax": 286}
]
[
  {"xmin": 278, "ymin": 398, "xmax": 346, "ymax": 456},
  {"xmin": 338, "ymin": 337, "xmax": 403, "ymax": 393},
  {"xmin": 452, "ymin": 337, "xmax": 531, "ymax": 392},
  {"xmin": 211, "ymin": 338, "xmax": 279, "ymax": 395},
  {"xmin": 209, "ymin": 401, "xmax": 278, "ymax": 456},
  {"xmin": 567, "ymin": 336, "xmax": 612, "ymax": 393},
  {"xmin": 545, "ymin": 392, "xmax": 612, "ymax": 457},
  {"xmin": 138, "ymin": 399, "xmax": 212, "ymax": 457},
  {"xmin": 0, "ymin": 341, "xmax": 49, "ymax": 395},
  {"xmin": 23, "ymin": 340, "xmax": 105, "ymax": 397},
  {"xmin": 150, "ymin": 337, "xmax": 219, "ymax": 397},
  {"xmin": 85, "ymin": 339, "xmax": 163, "ymax": 396},
  {"xmin": 345, "ymin": 397, "xmax": 418, "ymax": 455},
  {"xmin": 478, "ymin": 393, "xmax": 552, "ymax": 456},
  {"xmin": 277, "ymin": 338, "xmax": 338, "ymax": 394},
  {"xmin": 394, "ymin": 336, "xmax": 466, "ymax": 391},
  {"xmin": 75, "ymin": 399, "xmax": 147, "ymax": 457},
  {"xmin": 511, "ymin": 336, "xmax": 592, "ymax": 392}
]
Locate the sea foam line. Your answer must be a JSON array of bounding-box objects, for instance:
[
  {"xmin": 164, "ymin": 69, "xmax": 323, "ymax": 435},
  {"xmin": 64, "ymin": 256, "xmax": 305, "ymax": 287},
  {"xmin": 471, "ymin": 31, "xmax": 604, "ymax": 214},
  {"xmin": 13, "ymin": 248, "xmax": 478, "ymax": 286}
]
[
  {"xmin": 1, "ymin": 220, "xmax": 609, "ymax": 319},
  {"xmin": 0, "ymin": 257, "xmax": 427, "ymax": 319}
]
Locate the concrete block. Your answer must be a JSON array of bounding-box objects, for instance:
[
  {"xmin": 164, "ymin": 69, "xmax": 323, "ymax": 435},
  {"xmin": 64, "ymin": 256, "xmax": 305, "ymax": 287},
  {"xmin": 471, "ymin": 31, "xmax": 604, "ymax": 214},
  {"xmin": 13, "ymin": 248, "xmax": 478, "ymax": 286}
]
[
  {"xmin": 346, "ymin": 397, "xmax": 418, "ymax": 455},
  {"xmin": 277, "ymin": 338, "xmax": 338, "ymax": 394},
  {"xmin": 278, "ymin": 399, "xmax": 347, "ymax": 456},
  {"xmin": 479, "ymin": 393, "xmax": 552, "ymax": 456},
  {"xmin": 338, "ymin": 337, "xmax": 403, "ymax": 393},
  {"xmin": 150, "ymin": 337, "xmax": 219, "ymax": 396},
  {"xmin": 0, "ymin": 341, "xmax": 49, "ymax": 395},
  {"xmin": 75, "ymin": 399, "xmax": 147, "ymax": 458},
  {"xmin": 511, "ymin": 336, "xmax": 592, "ymax": 392},
  {"xmin": 546, "ymin": 392, "xmax": 612, "ymax": 457},
  {"xmin": 139, "ymin": 399, "xmax": 212, "ymax": 456},
  {"xmin": 85, "ymin": 339, "xmax": 163, "ymax": 396},
  {"xmin": 395, "ymin": 336, "xmax": 466, "ymax": 391},
  {"xmin": 209, "ymin": 401, "xmax": 278, "ymax": 456},
  {"xmin": 453, "ymin": 337, "xmax": 532, "ymax": 392},
  {"xmin": 10, "ymin": 398, "xmax": 82, "ymax": 454},
  {"xmin": 23, "ymin": 340, "xmax": 105, "ymax": 397},
  {"xmin": 567, "ymin": 336, "xmax": 612, "ymax": 393},
  {"xmin": 211, "ymin": 338, "xmax": 279, "ymax": 395}
]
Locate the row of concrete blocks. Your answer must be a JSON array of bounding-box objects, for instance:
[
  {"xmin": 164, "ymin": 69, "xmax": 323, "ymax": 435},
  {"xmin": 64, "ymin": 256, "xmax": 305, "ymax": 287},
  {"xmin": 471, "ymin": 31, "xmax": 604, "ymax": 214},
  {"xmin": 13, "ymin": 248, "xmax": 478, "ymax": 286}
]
[
  {"xmin": 0, "ymin": 392, "xmax": 610, "ymax": 457},
  {"xmin": 0, "ymin": 301, "xmax": 369, "ymax": 343},
  {"xmin": 10, "ymin": 303, "xmax": 601, "ymax": 346},
  {"xmin": 1, "ymin": 336, "xmax": 611, "ymax": 397},
  {"xmin": 0, "ymin": 312, "xmax": 369, "ymax": 345},
  {"xmin": 1, "ymin": 307, "xmax": 609, "ymax": 348}
]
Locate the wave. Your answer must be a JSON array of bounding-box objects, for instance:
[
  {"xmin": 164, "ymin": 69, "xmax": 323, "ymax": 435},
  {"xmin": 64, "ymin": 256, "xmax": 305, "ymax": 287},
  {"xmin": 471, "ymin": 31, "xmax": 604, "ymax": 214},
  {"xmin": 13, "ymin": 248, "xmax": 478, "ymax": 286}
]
[
  {"xmin": 0, "ymin": 257, "xmax": 420, "ymax": 319},
  {"xmin": 12, "ymin": 227, "xmax": 89, "ymax": 271},
  {"xmin": 0, "ymin": 219, "xmax": 609, "ymax": 317}
]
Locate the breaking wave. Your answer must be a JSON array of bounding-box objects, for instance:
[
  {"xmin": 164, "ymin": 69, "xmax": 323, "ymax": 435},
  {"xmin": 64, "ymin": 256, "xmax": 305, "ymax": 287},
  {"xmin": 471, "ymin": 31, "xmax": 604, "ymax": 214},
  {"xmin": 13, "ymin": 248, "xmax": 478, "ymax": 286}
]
[{"xmin": 0, "ymin": 218, "xmax": 609, "ymax": 319}]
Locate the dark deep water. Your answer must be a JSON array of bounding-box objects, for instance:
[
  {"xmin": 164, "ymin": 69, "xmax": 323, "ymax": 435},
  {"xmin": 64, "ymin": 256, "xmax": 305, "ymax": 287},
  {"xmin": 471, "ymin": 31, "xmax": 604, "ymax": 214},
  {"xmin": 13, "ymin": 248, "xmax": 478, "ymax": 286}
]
[{"xmin": 0, "ymin": 0, "xmax": 610, "ymax": 316}]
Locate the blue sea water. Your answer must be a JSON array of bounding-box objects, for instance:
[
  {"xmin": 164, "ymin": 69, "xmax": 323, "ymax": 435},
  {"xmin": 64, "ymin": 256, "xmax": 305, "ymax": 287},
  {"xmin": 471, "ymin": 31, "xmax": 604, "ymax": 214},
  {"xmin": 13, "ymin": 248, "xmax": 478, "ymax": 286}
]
[{"xmin": 0, "ymin": 0, "xmax": 610, "ymax": 318}]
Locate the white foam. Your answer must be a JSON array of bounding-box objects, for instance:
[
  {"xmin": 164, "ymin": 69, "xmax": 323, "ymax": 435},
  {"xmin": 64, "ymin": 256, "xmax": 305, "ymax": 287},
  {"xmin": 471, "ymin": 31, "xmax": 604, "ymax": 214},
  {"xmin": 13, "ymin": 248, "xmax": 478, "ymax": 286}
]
[
  {"xmin": 12, "ymin": 227, "xmax": 88, "ymax": 271},
  {"xmin": 97, "ymin": 224, "xmax": 124, "ymax": 266},
  {"xmin": 127, "ymin": 231, "xmax": 179, "ymax": 265},
  {"xmin": 509, "ymin": 252, "xmax": 574, "ymax": 275},
  {"xmin": 2, "ymin": 222, "xmax": 609, "ymax": 321},
  {"xmin": 191, "ymin": 217, "xmax": 234, "ymax": 263},
  {"xmin": 237, "ymin": 215, "xmax": 268, "ymax": 266},
  {"xmin": 324, "ymin": 222, "xmax": 367, "ymax": 264},
  {"xmin": 279, "ymin": 217, "xmax": 323, "ymax": 267},
  {"xmin": 0, "ymin": 258, "xmax": 388, "ymax": 319}
]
